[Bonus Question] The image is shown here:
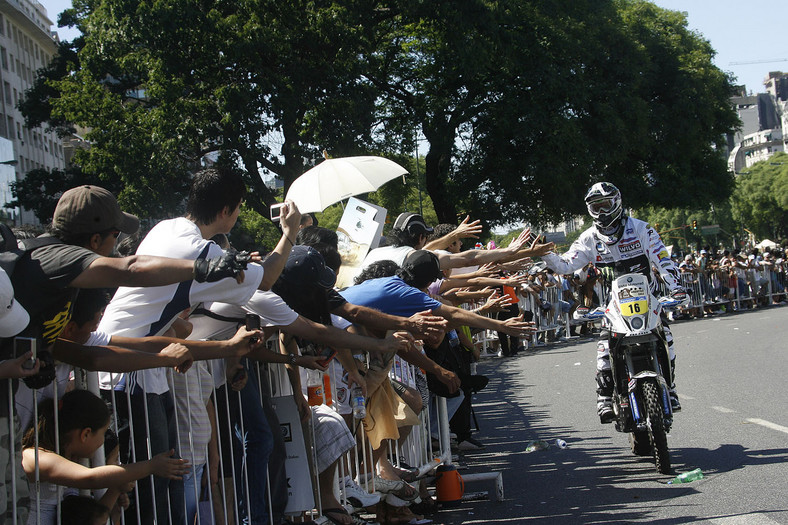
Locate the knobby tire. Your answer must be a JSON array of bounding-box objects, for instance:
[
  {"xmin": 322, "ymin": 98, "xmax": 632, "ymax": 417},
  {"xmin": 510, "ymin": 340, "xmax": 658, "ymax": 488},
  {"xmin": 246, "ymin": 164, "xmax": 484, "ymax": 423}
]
[{"xmin": 642, "ymin": 378, "xmax": 671, "ymax": 474}]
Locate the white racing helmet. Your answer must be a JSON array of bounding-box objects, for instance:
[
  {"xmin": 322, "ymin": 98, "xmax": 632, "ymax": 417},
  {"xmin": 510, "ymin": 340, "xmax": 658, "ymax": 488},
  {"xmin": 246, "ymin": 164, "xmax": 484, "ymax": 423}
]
[{"xmin": 585, "ymin": 182, "xmax": 624, "ymax": 243}]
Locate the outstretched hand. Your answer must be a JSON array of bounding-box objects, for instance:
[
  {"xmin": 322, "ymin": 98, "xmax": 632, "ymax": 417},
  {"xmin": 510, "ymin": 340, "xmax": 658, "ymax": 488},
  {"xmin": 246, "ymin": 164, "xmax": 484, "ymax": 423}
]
[
  {"xmin": 508, "ymin": 228, "xmax": 532, "ymax": 251},
  {"xmin": 194, "ymin": 250, "xmax": 252, "ymax": 284},
  {"xmin": 454, "ymin": 216, "xmax": 483, "ymax": 240},
  {"xmin": 406, "ymin": 310, "xmax": 449, "ymax": 339},
  {"xmin": 150, "ymin": 450, "xmax": 190, "ymax": 480},
  {"xmin": 501, "ymin": 314, "xmax": 537, "ymax": 337}
]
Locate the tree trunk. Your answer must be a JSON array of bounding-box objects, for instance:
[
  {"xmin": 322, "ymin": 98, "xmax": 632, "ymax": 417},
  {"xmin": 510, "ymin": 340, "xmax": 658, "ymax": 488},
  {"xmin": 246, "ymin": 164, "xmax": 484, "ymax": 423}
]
[{"xmin": 423, "ymin": 134, "xmax": 457, "ymax": 224}]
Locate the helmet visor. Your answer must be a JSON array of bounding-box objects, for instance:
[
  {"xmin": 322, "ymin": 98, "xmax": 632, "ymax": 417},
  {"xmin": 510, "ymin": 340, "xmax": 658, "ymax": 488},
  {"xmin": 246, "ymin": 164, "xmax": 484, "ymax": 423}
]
[{"xmin": 587, "ymin": 197, "xmax": 617, "ymax": 216}]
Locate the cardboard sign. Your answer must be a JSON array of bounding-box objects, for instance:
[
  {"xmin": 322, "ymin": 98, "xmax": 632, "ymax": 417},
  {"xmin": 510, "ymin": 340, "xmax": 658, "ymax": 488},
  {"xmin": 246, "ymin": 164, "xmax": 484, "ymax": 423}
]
[
  {"xmin": 271, "ymin": 395, "xmax": 315, "ymax": 514},
  {"xmin": 335, "ymin": 197, "xmax": 387, "ymax": 289}
]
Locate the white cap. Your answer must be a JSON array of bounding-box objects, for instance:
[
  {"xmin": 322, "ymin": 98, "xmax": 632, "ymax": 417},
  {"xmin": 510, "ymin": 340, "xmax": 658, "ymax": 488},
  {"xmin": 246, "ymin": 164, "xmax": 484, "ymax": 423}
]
[
  {"xmin": 0, "ymin": 267, "xmax": 29, "ymax": 337},
  {"xmin": 700, "ymin": 249, "xmax": 707, "ymax": 254},
  {"xmin": 685, "ymin": 254, "xmax": 693, "ymax": 261}
]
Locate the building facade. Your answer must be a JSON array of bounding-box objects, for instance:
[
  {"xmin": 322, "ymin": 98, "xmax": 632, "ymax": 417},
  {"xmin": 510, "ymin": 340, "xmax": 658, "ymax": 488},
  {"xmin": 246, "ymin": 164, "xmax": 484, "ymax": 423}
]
[
  {"xmin": 727, "ymin": 72, "xmax": 788, "ymax": 174},
  {"xmin": 0, "ymin": 0, "xmax": 65, "ymax": 225}
]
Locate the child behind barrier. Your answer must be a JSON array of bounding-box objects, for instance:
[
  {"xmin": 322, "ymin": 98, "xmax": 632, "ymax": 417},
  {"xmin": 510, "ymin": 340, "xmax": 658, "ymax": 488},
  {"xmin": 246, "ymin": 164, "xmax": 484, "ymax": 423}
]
[{"xmin": 21, "ymin": 389, "xmax": 189, "ymax": 525}]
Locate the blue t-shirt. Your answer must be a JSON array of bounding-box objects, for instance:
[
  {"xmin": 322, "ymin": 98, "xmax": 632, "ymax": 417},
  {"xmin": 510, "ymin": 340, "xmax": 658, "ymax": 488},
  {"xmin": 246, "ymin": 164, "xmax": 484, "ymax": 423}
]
[{"xmin": 339, "ymin": 276, "xmax": 442, "ymax": 317}]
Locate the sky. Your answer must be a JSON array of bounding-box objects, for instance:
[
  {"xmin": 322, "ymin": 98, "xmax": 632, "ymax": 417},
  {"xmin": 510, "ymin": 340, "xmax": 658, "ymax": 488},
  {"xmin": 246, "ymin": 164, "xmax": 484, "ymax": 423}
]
[{"xmin": 39, "ymin": 0, "xmax": 788, "ymax": 95}]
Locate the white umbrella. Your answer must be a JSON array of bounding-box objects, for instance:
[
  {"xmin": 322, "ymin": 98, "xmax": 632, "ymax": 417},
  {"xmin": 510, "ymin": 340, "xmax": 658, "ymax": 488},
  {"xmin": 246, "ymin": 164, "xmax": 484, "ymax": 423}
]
[
  {"xmin": 755, "ymin": 238, "xmax": 778, "ymax": 250},
  {"xmin": 285, "ymin": 156, "xmax": 408, "ymax": 213}
]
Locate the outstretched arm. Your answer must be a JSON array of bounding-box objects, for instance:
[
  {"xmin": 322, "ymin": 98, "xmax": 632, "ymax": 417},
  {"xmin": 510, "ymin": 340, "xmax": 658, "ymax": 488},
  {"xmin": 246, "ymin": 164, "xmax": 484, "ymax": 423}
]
[
  {"xmin": 22, "ymin": 448, "xmax": 189, "ymax": 489},
  {"xmin": 435, "ymin": 303, "xmax": 535, "ymax": 338},
  {"xmin": 258, "ymin": 200, "xmax": 301, "ymax": 290},
  {"xmin": 331, "ymin": 302, "xmax": 448, "ymax": 339}
]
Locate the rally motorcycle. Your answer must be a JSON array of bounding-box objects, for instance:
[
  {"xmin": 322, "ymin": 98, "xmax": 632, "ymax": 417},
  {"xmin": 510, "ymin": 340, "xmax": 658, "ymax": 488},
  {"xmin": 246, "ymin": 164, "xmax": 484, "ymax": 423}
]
[{"xmin": 603, "ymin": 273, "xmax": 685, "ymax": 474}]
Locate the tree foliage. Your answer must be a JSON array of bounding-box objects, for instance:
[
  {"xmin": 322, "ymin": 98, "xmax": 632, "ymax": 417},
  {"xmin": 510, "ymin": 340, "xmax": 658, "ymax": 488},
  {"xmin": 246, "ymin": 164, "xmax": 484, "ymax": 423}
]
[
  {"xmin": 7, "ymin": 167, "xmax": 103, "ymax": 224},
  {"xmin": 730, "ymin": 152, "xmax": 788, "ymax": 241},
  {"xmin": 19, "ymin": 0, "xmax": 739, "ymax": 232}
]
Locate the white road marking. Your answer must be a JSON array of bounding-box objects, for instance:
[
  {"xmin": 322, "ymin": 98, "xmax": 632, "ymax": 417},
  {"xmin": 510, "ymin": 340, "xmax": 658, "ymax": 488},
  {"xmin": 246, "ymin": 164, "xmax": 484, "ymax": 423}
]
[
  {"xmin": 746, "ymin": 418, "xmax": 788, "ymax": 435},
  {"xmin": 710, "ymin": 514, "xmax": 783, "ymax": 524},
  {"xmin": 678, "ymin": 394, "xmax": 695, "ymax": 400},
  {"xmin": 712, "ymin": 406, "xmax": 735, "ymax": 413}
]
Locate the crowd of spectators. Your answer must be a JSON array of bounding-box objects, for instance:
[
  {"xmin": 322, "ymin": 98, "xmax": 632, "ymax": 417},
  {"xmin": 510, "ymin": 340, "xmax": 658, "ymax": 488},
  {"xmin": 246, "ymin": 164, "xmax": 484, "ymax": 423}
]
[{"xmin": 1, "ymin": 175, "xmax": 785, "ymax": 525}]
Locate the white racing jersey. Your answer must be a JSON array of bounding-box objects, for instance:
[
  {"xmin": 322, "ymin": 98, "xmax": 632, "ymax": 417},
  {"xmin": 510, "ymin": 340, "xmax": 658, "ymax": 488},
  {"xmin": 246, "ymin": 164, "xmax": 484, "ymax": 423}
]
[{"xmin": 542, "ymin": 216, "xmax": 681, "ymax": 292}]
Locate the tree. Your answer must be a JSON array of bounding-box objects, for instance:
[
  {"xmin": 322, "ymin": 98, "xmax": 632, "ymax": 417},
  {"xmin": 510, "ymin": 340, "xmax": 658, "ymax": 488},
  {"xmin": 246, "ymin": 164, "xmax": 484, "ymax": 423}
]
[
  {"xmin": 453, "ymin": 1, "xmax": 739, "ymax": 227},
  {"xmin": 730, "ymin": 152, "xmax": 788, "ymax": 240},
  {"xmin": 23, "ymin": 0, "xmax": 739, "ymax": 232},
  {"xmin": 6, "ymin": 167, "xmax": 103, "ymax": 224},
  {"xmin": 25, "ymin": 0, "xmax": 380, "ymax": 219}
]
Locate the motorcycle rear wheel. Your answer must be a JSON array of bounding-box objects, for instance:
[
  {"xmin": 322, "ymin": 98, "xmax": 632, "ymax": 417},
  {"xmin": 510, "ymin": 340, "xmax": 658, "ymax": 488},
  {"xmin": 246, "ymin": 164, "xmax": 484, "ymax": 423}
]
[{"xmin": 642, "ymin": 379, "xmax": 671, "ymax": 474}]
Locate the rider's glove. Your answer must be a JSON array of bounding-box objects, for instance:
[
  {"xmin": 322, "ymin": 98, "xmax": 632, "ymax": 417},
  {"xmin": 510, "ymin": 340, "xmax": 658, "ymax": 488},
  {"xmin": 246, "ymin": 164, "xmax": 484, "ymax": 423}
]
[
  {"xmin": 194, "ymin": 250, "xmax": 252, "ymax": 283},
  {"xmin": 669, "ymin": 288, "xmax": 690, "ymax": 303}
]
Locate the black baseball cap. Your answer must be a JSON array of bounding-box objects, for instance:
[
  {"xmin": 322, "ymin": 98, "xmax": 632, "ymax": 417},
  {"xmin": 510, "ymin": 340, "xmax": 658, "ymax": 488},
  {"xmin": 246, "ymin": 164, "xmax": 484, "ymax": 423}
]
[
  {"xmin": 281, "ymin": 245, "xmax": 336, "ymax": 289},
  {"xmin": 393, "ymin": 212, "xmax": 433, "ymax": 234},
  {"xmin": 401, "ymin": 249, "xmax": 442, "ymax": 286}
]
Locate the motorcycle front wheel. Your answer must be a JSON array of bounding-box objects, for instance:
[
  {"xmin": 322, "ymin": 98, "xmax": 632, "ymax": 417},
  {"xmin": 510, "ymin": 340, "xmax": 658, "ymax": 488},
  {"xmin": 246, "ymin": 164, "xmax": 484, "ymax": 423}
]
[
  {"xmin": 642, "ymin": 378, "xmax": 671, "ymax": 474},
  {"xmin": 629, "ymin": 430, "xmax": 652, "ymax": 456}
]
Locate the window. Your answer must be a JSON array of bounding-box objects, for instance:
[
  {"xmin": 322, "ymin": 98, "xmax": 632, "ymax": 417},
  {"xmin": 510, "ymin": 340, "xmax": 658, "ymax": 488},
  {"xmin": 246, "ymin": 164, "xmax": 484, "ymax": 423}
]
[
  {"xmin": 16, "ymin": 121, "xmax": 21, "ymax": 140},
  {"xmin": 0, "ymin": 14, "xmax": 4, "ymax": 35},
  {"xmin": 0, "ymin": 48, "xmax": 7, "ymax": 71},
  {"xmin": 3, "ymin": 82, "xmax": 10, "ymax": 105}
]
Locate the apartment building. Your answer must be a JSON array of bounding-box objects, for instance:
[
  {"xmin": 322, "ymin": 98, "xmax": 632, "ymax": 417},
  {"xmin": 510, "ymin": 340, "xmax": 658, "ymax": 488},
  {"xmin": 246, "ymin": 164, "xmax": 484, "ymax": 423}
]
[
  {"xmin": 727, "ymin": 72, "xmax": 788, "ymax": 174},
  {"xmin": 0, "ymin": 0, "xmax": 65, "ymax": 225}
]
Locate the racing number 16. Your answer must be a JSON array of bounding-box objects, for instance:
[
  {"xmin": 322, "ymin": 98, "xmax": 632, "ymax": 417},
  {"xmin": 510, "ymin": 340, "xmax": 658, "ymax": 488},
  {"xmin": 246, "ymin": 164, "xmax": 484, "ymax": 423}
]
[{"xmin": 626, "ymin": 303, "xmax": 642, "ymax": 314}]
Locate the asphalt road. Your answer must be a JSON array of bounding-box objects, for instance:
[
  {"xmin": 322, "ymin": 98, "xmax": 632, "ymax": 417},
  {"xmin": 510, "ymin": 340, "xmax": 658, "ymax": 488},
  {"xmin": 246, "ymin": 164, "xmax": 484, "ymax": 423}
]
[{"xmin": 433, "ymin": 305, "xmax": 788, "ymax": 525}]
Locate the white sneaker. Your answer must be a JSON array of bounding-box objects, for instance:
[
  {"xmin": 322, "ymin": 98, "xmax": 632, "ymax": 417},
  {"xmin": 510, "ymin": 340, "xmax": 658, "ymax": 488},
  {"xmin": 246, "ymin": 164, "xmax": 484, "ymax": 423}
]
[{"xmin": 343, "ymin": 477, "xmax": 381, "ymax": 508}]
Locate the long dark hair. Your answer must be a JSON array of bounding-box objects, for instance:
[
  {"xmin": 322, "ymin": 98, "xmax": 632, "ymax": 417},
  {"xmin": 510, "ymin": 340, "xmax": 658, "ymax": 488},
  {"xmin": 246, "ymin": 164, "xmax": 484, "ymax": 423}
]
[{"xmin": 22, "ymin": 390, "xmax": 110, "ymax": 452}]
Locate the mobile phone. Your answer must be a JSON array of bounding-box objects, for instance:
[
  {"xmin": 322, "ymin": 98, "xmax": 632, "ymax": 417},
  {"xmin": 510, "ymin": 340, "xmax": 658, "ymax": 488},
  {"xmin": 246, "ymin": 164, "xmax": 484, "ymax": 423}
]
[
  {"xmin": 270, "ymin": 203, "xmax": 285, "ymax": 221},
  {"xmin": 245, "ymin": 313, "xmax": 261, "ymax": 331},
  {"xmin": 15, "ymin": 337, "xmax": 37, "ymax": 370},
  {"xmin": 245, "ymin": 314, "xmax": 261, "ymax": 344},
  {"xmin": 317, "ymin": 346, "xmax": 337, "ymax": 367}
]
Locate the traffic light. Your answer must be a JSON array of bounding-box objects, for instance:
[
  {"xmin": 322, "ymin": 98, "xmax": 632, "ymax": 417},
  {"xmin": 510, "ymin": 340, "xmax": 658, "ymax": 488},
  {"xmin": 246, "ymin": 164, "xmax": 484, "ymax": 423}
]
[{"xmin": 692, "ymin": 220, "xmax": 698, "ymax": 230}]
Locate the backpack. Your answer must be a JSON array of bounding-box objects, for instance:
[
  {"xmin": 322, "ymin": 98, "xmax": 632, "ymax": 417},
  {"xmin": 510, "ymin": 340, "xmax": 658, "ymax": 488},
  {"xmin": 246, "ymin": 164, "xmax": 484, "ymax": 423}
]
[
  {"xmin": 0, "ymin": 223, "xmax": 61, "ymax": 276},
  {"xmin": 0, "ymin": 223, "xmax": 62, "ymax": 389}
]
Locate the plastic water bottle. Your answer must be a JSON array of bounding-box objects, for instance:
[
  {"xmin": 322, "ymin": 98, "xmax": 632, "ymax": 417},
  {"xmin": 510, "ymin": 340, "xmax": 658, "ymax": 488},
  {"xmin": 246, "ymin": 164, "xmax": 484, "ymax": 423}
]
[
  {"xmin": 525, "ymin": 440, "xmax": 550, "ymax": 453},
  {"xmin": 668, "ymin": 468, "xmax": 703, "ymax": 484},
  {"xmin": 448, "ymin": 330, "xmax": 460, "ymax": 348},
  {"xmin": 556, "ymin": 439, "xmax": 568, "ymax": 449},
  {"xmin": 307, "ymin": 370, "xmax": 324, "ymax": 406},
  {"xmin": 351, "ymin": 385, "xmax": 366, "ymax": 419}
]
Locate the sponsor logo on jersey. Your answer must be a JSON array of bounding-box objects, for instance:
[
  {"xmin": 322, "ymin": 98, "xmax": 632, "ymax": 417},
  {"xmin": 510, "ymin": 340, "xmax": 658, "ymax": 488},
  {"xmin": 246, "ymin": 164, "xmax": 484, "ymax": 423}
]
[
  {"xmin": 618, "ymin": 240, "xmax": 643, "ymax": 254},
  {"xmin": 595, "ymin": 241, "xmax": 605, "ymax": 253},
  {"xmin": 657, "ymin": 249, "xmax": 669, "ymax": 259}
]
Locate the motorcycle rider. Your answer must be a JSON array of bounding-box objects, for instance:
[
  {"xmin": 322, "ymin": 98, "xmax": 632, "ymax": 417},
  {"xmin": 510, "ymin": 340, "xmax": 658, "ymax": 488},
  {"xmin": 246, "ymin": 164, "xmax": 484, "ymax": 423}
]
[{"xmin": 541, "ymin": 182, "xmax": 686, "ymax": 423}]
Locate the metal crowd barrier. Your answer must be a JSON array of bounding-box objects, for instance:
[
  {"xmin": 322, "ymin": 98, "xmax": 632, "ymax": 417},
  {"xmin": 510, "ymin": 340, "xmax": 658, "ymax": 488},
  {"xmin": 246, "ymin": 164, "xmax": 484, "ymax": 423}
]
[
  {"xmin": 472, "ymin": 266, "xmax": 787, "ymax": 355},
  {"xmin": 3, "ymin": 337, "xmax": 464, "ymax": 525}
]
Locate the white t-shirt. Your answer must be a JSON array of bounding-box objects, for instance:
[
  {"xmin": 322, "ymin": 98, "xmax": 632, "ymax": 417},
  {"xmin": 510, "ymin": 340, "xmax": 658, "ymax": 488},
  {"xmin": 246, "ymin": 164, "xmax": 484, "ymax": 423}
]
[
  {"xmin": 187, "ymin": 290, "xmax": 300, "ymax": 388},
  {"xmin": 360, "ymin": 245, "xmax": 414, "ymax": 269},
  {"xmin": 98, "ymin": 217, "xmax": 265, "ymax": 395}
]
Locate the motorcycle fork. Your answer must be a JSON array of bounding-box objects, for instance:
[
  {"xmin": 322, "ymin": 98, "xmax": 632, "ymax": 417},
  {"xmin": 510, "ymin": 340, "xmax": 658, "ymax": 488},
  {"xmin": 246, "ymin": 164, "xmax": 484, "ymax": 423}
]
[{"xmin": 651, "ymin": 335, "xmax": 674, "ymax": 423}]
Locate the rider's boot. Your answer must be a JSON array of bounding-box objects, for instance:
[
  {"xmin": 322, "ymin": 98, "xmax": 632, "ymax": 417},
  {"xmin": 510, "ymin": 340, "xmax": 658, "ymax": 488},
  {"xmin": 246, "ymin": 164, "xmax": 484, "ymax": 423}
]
[
  {"xmin": 596, "ymin": 370, "xmax": 615, "ymax": 424},
  {"xmin": 669, "ymin": 358, "xmax": 681, "ymax": 412}
]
